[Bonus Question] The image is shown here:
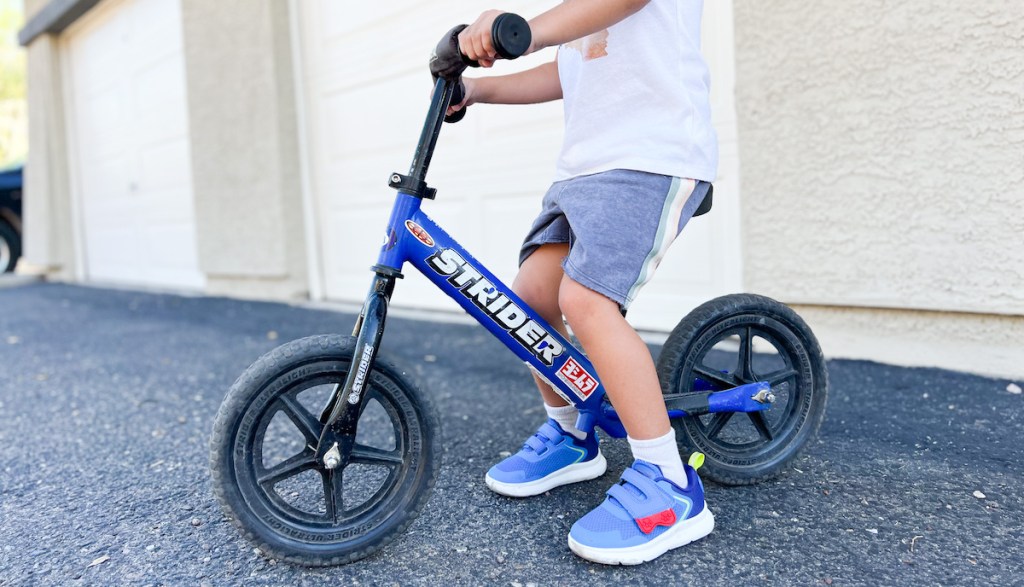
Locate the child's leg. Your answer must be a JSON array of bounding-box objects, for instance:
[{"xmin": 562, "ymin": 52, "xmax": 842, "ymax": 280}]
[
  {"xmin": 515, "ymin": 245, "xmax": 677, "ymax": 443},
  {"xmin": 513, "ymin": 244, "xmax": 591, "ymax": 437},
  {"xmin": 557, "ymin": 275, "xmax": 670, "ymax": 440},
  {"xmin": 558, "ymin": 275, "xmax": 688, "ymax": 484},
  {"xmin": 511, "ymin": 243, "xmax": 572, "ymax": 409},
  {"xmin": 561, "ymin": 275, "xmax": 714, "ymax": 565},
  {"xmin": 484, "ymin": 245, "xmax": 607, "ymax": 497},
  {"xmin": 509, "ymin": 171, "xmax": 714, "ymax": 562}
]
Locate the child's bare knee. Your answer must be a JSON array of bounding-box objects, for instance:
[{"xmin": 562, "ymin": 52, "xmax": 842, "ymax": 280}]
[
  {"xmin": 558, "ymin": 280, "xmax": 592, "ymax": 325},
  {"xmin": 559, "ymin": 279, "xmax": 621, "ymax": 328},
  {"xmin": 514, "ymin": 273, "xmax": 557, "ymax": 315}
]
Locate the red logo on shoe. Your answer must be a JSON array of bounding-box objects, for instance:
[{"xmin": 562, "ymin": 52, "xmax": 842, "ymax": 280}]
[
  {"xmin": 557, "ymin": 357, "xmax": 599, "ymax": 400},
  {"xmin": 635, "ymin": 509, "xmax": 677, "ymax": 534}
]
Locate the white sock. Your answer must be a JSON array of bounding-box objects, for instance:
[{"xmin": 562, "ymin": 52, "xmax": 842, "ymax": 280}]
[
  {"xmin": 628, "ymin": 429, "xmax": 688, "ymax": 488},
  {"xmin": 544, "ymin": 403, "xmax": 586, "ymax": 440}
]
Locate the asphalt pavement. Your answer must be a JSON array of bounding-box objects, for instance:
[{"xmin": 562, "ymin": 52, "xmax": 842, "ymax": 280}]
[{"xmin": 0, "ymin": 282, "xmax": 1021, "ymax": 586}]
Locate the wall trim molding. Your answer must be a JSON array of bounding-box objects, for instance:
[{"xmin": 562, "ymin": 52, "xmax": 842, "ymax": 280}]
[{"xmin": 18, "ymin": 0, "xmax": 102, "ymax": 46}]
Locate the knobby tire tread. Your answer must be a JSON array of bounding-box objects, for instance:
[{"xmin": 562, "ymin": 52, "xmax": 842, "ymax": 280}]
[
  {"xmin": 210, "ymin": 335, "xmax": 441, "ymax": 566},
  {"xmin": 657, "ymin": 294, "xmax": 828, "ymax": 486}
]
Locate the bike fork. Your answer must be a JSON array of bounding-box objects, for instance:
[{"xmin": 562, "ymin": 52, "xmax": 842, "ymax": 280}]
[{"xmin": 314, "ymin": 269, "xmax": 399, "ymax": 468}]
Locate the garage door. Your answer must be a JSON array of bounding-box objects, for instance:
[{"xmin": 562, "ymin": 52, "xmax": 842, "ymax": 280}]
[
  {"xmin": 296, "ymin": 1, "xmax": 742, "ymax": 331},
  {"xmin": 64, "ymin": 0, "xmax": 204, "ymax": 289}
]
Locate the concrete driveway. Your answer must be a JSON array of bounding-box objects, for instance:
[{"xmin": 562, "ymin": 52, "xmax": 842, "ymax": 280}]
[{"xmin": 0, "ymin": 282, "xmax": 1020, "ymax": 586}]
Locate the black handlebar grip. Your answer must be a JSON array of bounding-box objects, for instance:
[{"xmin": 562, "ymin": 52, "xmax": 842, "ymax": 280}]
[
  {"xmin": 444, "ymin": 81, "xmax": 468, "ymax": 124},
  {"xmin": 444, "ymin": 108, "xmax": 467, "ymax": 124},
  {"xmin": 432, "ymin": 14, "xmax": 532, "ymax": 124},
  {"xmin": 491, "ymin": 13, "xmax": 532, "ymax": 60},
  {"xmin": 430, "ymin": 24, "xmax": 470, "ymax": 81}
]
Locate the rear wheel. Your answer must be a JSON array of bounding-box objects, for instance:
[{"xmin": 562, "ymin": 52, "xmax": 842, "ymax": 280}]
[
  {"xmin": 657, "ymin": 294, "xmax": 828, "ymax": 485},
  {"xmin": 210, "ymin": 335, "xmax": 440, "ymax": 565}
]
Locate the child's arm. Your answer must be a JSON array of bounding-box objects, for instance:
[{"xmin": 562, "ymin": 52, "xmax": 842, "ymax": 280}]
[
  {"xmin": 459, "ymin": 0, "xmax": 650, "ymax": 66},
  {"xmin": 449, "ymin": 0, "xmax": 649, "ymax": 115},
  {"xmin": 447, "ymin": 0, "xmax": 648, "ymax": 115},
  {"xmin": 447, "ymin": 61, "xmax": 561, "ymax": 116}
]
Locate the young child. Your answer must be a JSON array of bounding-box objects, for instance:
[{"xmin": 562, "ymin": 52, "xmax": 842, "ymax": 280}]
[{"xmin": 452, "ymin": 0, "xmax": 718, "ymax": 565}]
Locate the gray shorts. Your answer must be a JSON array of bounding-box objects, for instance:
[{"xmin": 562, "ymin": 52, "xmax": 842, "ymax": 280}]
[{"xmin": 519, "ymin": 169, "xmax": 711, "ymax": 310}]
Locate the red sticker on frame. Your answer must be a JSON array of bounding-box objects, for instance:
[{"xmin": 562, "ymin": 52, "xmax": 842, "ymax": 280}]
[
  {"xmin": 405, "ymin": 220, "xmax": 435, "ymax": 247},
  {"xmin": 556, "ymin": 357, "xmax": 599, "ymax": 400}
]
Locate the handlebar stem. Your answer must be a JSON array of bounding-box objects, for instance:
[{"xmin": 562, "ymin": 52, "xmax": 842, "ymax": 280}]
[{"xmin": 408, "ymin": 77, "xmax": 456, "ymax": 183}]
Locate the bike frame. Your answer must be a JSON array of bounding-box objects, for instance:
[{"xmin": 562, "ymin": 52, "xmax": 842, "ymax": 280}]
[{"xmin": 314, "ymin": 79, "xmax": 770, "ymax": 464}]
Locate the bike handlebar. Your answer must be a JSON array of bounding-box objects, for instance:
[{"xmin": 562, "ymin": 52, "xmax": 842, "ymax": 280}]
[{"xmin": 429, "ymin": 13, "xmax": 532, "ymax": 123}]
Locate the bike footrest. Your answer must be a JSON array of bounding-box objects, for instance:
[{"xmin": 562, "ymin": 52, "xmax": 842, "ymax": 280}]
[{"xmin": 665, "ymin": 382, "xmax": 773, "ymax": 417}]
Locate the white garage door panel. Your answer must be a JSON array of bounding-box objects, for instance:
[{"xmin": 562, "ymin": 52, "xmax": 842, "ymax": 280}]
[
  {"xmin": 299, "ymin": 1, "xmax": 743, "ymax": 329},
  {"xmin": 70, "ymin": 11, "xmax": 125, "ymax": 82},
  {"xmin": 322, "ymin": 78, "xmax": 426, "ymax": 165},
  {"xmin": 324, "ymin": 154, "xmax": 402, "ymax": 202},
  {"xmin": 78, "ymin": 89, "xmax": 127, "ymax": 157},
  {"xmin": 312, "ymin": 2, "xmax": 472, "ymax": 81},
  {"xmin": 86, "ymin": 233, "xmax": 136, "ymax": 278},
  {"xmin": 318, "ymin": 203, "xmax": 460, "ymax": 313},
  {"xmin": 319, "ymin": 0, "xmax": 421, "ymax": 38},
  {"xmin": 65, "ymin": 0, "xmax": 203, "ymax": 290},
  {"xmin": 138, "ymin": 141, "xmax": 190, "ymax": 200},
  {"xmin": 79, "ymin": 156, "xmax": 128, "ymax": 198},
  {"xmin": 430, "ymin": 113, "xmax": 563, "ymax": 191},
  {"xmin": 320, "ymin": 205, "xmax": 381, "ymax": 279}
]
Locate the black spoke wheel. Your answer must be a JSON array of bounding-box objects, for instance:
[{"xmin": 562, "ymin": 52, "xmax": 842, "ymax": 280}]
[
  {"xmin": 210, "ymin": 335, "xmax": 440, "ymax": 566},
  {"xmin": 657, "ymin": 294, "xmax": 828, "ymax": 485}
]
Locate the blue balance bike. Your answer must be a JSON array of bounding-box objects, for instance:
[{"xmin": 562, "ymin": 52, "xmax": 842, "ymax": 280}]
[{"xmin": 210, "ymin": 16, "xmax": 828, "ymax": 566}]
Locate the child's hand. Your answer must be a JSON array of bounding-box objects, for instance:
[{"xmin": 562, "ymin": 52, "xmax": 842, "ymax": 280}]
[
  {"xmin": 458, "ymin": 10, "xmax": 504, "ymax": 67},
  {"xmin": 447, "ymin": 78, "xmax": 478, "ymax": 117}
]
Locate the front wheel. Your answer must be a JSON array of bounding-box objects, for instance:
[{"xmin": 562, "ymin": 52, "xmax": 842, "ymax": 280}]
[
  {"xmin": 657, "ymin": 294, "xmax": 828, "ymax": 485},
  {"xmin": 210, "ymin": 335, "xmax": 440, "ymax": 566}
]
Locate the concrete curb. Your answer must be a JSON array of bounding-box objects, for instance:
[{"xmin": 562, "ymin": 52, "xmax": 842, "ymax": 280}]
[{"xmin": 0, "ymin": 273, "xmax": 43, "ymax": 289}]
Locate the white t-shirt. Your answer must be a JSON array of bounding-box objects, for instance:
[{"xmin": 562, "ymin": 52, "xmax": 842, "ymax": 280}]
[{"xmin": 554, "ymin": 0, "xmax": 718, "ymax": 182}]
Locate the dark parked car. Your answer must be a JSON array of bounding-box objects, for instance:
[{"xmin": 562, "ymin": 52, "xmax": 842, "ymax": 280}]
[{"xmin": 0, "ymin": 164, "xmax": 23, "ymax": 273}]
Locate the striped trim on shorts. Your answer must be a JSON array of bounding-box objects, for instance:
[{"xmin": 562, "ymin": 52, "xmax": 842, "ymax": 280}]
[{"xmin": 519, "ymin": 169, "xmax": 711, "ymax": 310}]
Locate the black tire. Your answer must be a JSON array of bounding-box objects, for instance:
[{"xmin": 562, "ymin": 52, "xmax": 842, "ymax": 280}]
[
  {"xmin": 657, "ymin": 294, "xmax": 828, "ymax": 486},
  {"xmin": 210, "ymin": 335, "xmax": 440, "ymax": 566},
  {"xmin": 0, "ymin": 221, "xmax": 20, "ymax": 273}
]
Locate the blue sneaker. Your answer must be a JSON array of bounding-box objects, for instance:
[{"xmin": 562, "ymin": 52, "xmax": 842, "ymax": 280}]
[
  {"xmin": 485, "ymin": 419, "xmax": 606, "ymax": 497},
  {"xmin": 568, "ymin": 457, "xmax": 714, "ymax": 565}
]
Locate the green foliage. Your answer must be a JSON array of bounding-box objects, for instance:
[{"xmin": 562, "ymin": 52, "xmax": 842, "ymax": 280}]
[
  {"xmin": 0, "ymin": 0, "xmax": 26, "ymax": 101},
  {"xmin": 0, "ymin": 0, "xmax": 27, "ymax": 166}
]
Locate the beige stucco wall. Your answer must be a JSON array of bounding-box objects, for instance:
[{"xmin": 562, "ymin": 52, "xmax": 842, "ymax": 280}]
[
  {"xmin": 20, "ymin": 0, "xmax": 76, "ymax": 278},
  {"xmin": 794, "ymin": 305, "xmax": 1023, "ymax": 380},
  {"xmin": 733, "ymin": 1, "xmax": 1023, "ymax": 378},
  {"xmin": 180, "ymin": 0, "xmax": 307, "ymax": 299}
]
